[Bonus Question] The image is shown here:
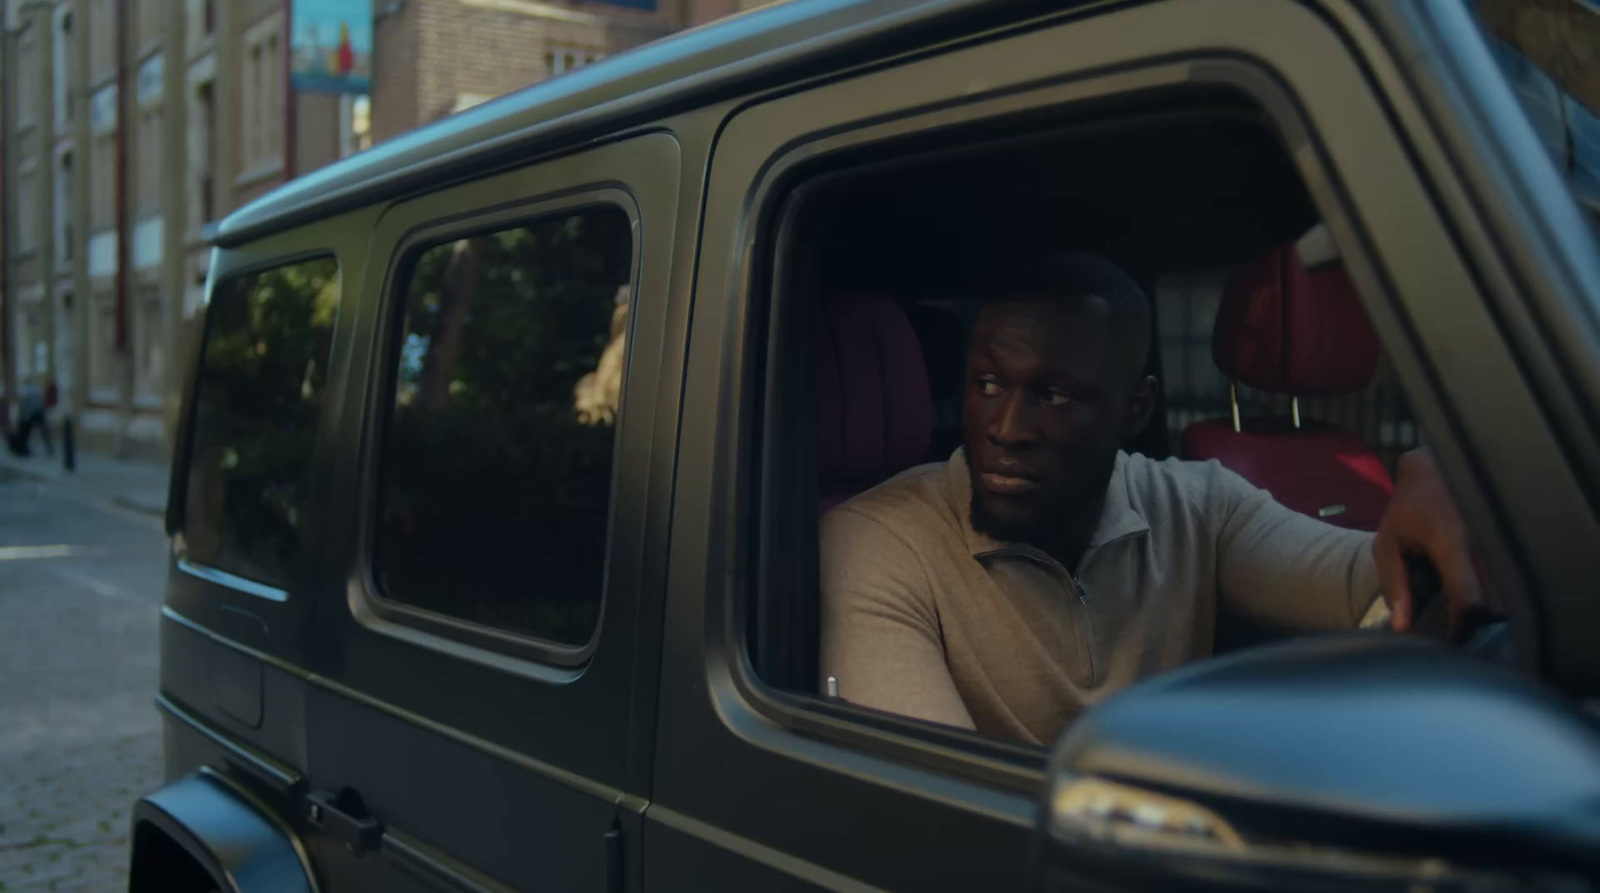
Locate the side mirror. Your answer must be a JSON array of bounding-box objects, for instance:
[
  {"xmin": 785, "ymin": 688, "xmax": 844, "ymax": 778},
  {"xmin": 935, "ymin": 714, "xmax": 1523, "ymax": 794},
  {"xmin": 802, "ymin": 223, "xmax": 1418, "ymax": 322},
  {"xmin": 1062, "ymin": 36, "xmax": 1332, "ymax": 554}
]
[{"xmin": 1034, "ymin": 635, "xmax": 1600, "ymax": 892}]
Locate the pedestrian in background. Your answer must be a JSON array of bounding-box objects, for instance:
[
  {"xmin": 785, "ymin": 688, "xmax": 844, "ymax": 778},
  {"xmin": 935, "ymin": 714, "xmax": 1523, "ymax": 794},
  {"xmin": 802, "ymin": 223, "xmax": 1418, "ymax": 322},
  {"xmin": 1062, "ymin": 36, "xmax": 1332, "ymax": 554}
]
[{"xmin": 7, "ymin": 375, "xmax": 55, "ymax": 458}]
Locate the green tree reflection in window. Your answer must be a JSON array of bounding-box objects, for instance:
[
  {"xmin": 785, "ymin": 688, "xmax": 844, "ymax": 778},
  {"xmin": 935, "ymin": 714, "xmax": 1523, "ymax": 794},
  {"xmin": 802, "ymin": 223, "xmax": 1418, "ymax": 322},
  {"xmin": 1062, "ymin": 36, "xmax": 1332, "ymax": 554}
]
[
  {"xmin": 375, "ymin": 206, "xmax": 633, "ymax": 647},
  {"xmin": 185, "ymin": 255, "xmax": 340, "ymax": 588}
]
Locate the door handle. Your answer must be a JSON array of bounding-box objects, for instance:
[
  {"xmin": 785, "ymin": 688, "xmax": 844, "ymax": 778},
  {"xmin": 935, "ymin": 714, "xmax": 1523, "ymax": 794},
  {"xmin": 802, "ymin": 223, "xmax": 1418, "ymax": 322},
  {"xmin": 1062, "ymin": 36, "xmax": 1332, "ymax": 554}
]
[{"xmin": 306, "ymin": 787, "xmax": 384, "ymax": 855}]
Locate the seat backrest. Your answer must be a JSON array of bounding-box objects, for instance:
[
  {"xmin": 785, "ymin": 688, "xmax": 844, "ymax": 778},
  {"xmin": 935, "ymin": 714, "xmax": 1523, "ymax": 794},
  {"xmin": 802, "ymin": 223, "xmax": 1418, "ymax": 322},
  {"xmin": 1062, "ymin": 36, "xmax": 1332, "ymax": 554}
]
[
  {"xmin": 817, "ymin": 293, "xmax": 932, "ymax": 513},
  {"xmin": 1183, "ymin": 242, "xmax": 1393, "ymax": 530}
]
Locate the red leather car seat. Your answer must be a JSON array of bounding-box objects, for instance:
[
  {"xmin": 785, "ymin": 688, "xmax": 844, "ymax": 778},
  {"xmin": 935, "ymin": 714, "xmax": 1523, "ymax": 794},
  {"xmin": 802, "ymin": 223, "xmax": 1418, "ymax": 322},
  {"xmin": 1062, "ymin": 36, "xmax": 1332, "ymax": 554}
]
[
  {"xmin": 816, "ymin": 293, "xmax": 933, "ymax": 514},
  {"xmin": 1181, "ymin": 243, "xmax": 1394, "ymax": 530}
]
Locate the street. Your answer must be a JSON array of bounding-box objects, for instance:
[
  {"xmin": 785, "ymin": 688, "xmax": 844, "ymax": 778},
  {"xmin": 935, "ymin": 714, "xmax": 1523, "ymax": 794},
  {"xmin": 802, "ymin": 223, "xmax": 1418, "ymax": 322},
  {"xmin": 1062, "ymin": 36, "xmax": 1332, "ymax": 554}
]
[{"xmin": 0, "ymin": 468, "xmax": 167, "ymax": 892}]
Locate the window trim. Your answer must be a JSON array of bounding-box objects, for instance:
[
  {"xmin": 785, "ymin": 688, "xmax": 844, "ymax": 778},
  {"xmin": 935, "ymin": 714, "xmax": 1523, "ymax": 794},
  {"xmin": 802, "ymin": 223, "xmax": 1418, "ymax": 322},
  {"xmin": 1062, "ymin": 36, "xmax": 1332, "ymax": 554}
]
[
  {"xmin": 170, "ymin": 249, "xmax": 342, "ymax": 596},
  {"xmin": 16, "ymin": 23, "xmax": 39, "ymax": 129},
  {"xmin": 720, "ymin": 57, "xmax": 1429, "ymax": 791},
  {"xmin": 175, "ymin": 556, "xmax": 290, "ymax": 602},
  {"xmin": 351, "ymin": 187, "xmax": 644, "ymax": 670},
  {"xmin": 241, "ymin": 13, "xmax": 283, "ymax": 172},
  {"xmin": 53, "ymin": 5, "xmax": 75, "ymax": 132}
]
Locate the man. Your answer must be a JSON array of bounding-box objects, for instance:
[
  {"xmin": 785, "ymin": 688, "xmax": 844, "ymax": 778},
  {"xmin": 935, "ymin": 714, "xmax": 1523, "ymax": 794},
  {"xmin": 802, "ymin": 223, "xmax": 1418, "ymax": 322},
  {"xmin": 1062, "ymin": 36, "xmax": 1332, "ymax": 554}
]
[
  {"xmin": 819, "ymin": 253, "xmax": 1489, "ymax": 746},
  {"xmin": 7, "ymin": 375, "xmax": 53, "ymax": 458}
]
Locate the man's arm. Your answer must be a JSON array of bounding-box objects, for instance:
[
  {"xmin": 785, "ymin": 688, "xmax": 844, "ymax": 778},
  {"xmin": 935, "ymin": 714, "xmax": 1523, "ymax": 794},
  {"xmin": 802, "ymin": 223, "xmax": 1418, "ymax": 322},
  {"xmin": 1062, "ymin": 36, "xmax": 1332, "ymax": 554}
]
[
  {"xmin": 1211, "ymin": 463, "xmax": 1380, "ymax": 631},
  {"xmin": 819, "ymin": 508, "xmax": 976, "ymax": 730}
]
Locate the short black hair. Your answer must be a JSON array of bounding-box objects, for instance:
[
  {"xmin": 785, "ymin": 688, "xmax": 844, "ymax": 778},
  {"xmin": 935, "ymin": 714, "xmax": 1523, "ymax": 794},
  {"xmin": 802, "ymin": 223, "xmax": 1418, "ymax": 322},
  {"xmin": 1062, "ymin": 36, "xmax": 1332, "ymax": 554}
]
[{"xmin": 981, "ymin": 252, "xmax": 1152, "ymax": 383}]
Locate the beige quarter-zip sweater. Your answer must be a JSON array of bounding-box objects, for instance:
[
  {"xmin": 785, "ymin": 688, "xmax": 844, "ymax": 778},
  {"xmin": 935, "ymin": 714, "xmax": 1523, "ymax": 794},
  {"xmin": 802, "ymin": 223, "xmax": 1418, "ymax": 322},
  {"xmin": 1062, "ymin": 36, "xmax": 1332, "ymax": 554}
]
[{"xmin": 819, "ymin": 449, "xmax": 1380, "ymax": 745}]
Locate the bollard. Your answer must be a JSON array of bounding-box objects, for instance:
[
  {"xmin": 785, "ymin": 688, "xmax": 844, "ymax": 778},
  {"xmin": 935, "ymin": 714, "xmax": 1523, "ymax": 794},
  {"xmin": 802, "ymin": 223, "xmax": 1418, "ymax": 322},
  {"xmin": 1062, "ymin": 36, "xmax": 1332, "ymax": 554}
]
[{"xmin": 63, "ymin": 417, "xmax": 76, "ymax": 473}]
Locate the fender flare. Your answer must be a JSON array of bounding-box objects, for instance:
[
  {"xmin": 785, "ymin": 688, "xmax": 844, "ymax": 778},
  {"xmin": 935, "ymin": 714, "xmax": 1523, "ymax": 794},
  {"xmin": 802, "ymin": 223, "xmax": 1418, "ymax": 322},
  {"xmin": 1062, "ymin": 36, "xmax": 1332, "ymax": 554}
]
[{"xmin": 132, "ymin": 770, "xmax": 317, "ymax": 893}]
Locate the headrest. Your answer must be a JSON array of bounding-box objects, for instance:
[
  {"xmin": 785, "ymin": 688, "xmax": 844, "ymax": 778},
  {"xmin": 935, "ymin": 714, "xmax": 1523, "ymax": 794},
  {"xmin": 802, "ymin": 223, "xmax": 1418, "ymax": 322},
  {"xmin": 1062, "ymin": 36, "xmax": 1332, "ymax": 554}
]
[
  {"xmin": 817, "ymin": 293, "xmax": 932, "ymax": 487},
  {"xmin": 1214, "ymin": 241, "xmax": 1380, "ymax": 396}
]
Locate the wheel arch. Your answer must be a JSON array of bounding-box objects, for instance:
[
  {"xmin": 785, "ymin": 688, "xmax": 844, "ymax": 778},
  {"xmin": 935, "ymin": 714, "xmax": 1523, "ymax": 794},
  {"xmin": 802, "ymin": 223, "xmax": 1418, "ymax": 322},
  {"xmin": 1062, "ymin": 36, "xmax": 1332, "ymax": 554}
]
[{"xmin": 129, "ymin": 770, "xmax": 316, "ymax": 893}]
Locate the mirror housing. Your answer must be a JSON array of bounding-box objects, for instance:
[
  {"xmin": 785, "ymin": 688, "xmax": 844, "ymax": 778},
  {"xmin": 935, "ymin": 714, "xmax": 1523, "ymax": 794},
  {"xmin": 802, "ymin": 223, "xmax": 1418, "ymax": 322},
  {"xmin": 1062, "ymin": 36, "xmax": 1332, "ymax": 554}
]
[{"xmin": 1036, "ymin": 635, "xmax": 1600, "ymax": 892}]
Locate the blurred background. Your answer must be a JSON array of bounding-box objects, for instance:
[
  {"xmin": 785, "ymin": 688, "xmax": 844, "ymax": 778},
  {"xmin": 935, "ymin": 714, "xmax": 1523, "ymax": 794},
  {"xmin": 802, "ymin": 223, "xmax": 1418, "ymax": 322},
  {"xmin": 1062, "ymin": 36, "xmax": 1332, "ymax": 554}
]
[{"xmin": 0, "ymin": 1, "xmax": 776, "ymax": 889}]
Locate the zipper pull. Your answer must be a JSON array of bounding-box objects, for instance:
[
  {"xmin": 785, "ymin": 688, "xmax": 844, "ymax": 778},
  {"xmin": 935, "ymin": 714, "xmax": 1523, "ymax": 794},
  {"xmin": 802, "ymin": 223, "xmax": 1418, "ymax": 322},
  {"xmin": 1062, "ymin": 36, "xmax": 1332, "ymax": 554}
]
[{"xmin": 1073, "ymin": 575, "xmax": 1089, "ymax": 605}]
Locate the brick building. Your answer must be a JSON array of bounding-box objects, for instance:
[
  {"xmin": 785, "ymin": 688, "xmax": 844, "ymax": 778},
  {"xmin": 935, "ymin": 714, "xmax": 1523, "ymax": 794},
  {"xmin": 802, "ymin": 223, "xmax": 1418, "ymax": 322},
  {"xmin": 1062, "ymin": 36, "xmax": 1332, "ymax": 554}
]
[
  {"xmin": 2, "ymin": 0, "xmax": 749, "ymax": 461},
  {"xmin": 370, "ymin": 0, "xmax": 679, "ymax": 142}
]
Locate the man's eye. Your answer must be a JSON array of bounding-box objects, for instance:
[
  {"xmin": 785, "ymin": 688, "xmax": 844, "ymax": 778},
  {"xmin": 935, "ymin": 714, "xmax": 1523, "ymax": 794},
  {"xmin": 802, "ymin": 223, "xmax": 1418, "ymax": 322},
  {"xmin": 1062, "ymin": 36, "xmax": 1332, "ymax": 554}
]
[
  {"xmin": 1042, "ymin": 389, "xmax": 1072, "ymax": 408},
  {"xmin": 977, "ymin": 377, "xmax": 1004, "ymax": 397}
]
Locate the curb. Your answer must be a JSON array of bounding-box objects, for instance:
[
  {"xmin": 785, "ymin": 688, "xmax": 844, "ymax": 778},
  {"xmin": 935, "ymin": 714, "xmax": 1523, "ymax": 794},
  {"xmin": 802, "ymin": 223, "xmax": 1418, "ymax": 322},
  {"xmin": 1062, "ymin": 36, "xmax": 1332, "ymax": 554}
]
[
  {"xmin": 113, "ymin": 495, "xmax": 168, "ymax": 519},
  {"xmin": 0, "ymin": 462, "xmax": 56, "ymax": 486},
  {"xmin": 0, "ymin": 461, "xmax": 168, "ymax": 519}
]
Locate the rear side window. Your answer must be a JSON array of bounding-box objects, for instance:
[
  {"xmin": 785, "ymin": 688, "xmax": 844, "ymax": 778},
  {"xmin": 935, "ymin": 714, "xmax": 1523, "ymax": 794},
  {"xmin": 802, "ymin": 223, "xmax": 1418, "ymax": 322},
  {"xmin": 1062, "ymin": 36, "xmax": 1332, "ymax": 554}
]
[
  {"xmin": 373, "ymin": 206, "xmax": 634, "ymax": 647},
  {"xmin": 183, "ymin": 255, "xmax": 340, "ymax": 589}
]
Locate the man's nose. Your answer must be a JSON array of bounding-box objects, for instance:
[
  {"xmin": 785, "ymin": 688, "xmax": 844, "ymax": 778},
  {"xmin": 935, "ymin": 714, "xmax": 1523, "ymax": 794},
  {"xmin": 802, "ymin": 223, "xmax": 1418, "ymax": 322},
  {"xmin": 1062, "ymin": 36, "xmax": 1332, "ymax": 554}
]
[{"xmin": 987, "ymin": 392, "xmax": 1037, "ymax": 446}]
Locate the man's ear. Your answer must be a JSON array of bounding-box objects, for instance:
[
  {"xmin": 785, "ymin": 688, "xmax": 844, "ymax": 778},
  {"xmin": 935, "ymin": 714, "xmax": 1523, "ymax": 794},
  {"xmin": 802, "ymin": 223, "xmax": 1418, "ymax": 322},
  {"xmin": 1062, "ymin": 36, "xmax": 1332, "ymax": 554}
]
[{"xmin": 1121, "ymin": 375, "xmax": 1158, "ymax": 439}]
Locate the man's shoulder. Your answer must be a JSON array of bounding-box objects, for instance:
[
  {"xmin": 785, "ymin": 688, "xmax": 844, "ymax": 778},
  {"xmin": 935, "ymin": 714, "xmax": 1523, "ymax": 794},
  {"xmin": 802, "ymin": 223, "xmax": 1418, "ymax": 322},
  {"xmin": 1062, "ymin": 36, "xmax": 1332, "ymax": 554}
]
[
  {"xmin": 822, "ymin": 461, "xmax": 963, "ymax": 543},
  {"xmin": 1118, "ymin": 451, "xmax": 1254, "ymax": 517},
  {"xmin": 820, "ymin": 461, "xmax": 970, "ymax": 591}
]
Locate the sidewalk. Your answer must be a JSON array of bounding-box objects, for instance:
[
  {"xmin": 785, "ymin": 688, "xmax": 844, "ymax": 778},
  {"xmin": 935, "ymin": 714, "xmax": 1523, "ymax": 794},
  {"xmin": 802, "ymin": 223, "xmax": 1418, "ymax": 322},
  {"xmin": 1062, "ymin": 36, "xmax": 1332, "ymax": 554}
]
[{"xmin": 0, "ymin": 447, "xmax": 170, "ymax": 518}]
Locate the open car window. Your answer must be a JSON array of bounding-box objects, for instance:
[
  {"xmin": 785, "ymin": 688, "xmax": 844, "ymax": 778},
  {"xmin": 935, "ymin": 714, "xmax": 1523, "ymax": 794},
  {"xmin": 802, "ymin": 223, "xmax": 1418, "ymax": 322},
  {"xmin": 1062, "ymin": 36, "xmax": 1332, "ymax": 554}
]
[{"xmin": 747, "ymin": 93, "xmax": 1481, "ymax": 751}]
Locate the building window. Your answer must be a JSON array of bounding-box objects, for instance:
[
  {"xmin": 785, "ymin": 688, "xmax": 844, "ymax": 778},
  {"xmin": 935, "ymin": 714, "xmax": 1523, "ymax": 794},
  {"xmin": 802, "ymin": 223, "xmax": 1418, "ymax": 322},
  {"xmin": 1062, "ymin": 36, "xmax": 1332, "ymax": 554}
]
[
  {"xmin": 136, "ymin": 0, "xmax": 163, "ymax": 46},
  {"xmin": 190, "ymin": 79, "xmax": 217, "ymax": 228},
  {"xmin": 90, "ymin": 133, "xmax": 115, "ymax": 232},
  {"xmin": 242, "ymin": 15, "xmax": 283, "ymax": 171},
  {"xmin": 543, "ymin": 46, "xmax": 601, "ymax": 78},
  {"xmin": 135, "ymin": 291, "xmax": 164, "ymax": 400},
  {"xmin": 17, "ymin": 26, "xmax": 38, "ymax": 126},
  {"xmin": 247, "ymin": 42, "xmax": 262, "ymax": 159},
  {"xmin": 17, "ymin": 169, "xmax": 39, "ymax": 252},
  {"xmin": 372, "ymin": 205, "xmax": 634, "ymax": 647},
  {"xmin": 266, "ymin": 30, "xmax": 281, "ymax": 152},
  {"xmin": 183, "ymin": 255, "xmax": 340, "ymax": 588},
  {"xmin": 136, "ymin": 51, "xmax": 164, "ymax": 110},
  {"xmin": 54, "ymin": 9, "xmax": 75, "ymax": 130},
  {"xmin": 55, "ymin": 288, "xmax": 75, "ymax": 398},
  {"xmin": 89, "ymin": 83, "xmax": 118, "ymax": 138},
  {"xmin": 18, "ymin": 304, "xmax": 45, "ymax": 380},
  {"xmin": 88, "ymin": 292, "xmax": 117, "ymax": 400},
  {"xmin": 55, "ymin": 151, "xmax": 74, "ymax": 265},
  {"xmin": 90, "ymin": 0, "xmax": 115, "ymax": 80},
  {"xmin": 137, "ymin": 109, "xmax": 163, "ymax": 208},
  {"xmin": 339, "ymin": 94, "xmax": 372, "ymax": 157},
  {"xmin": 185, "ymin": 0, "xmax": 217, "ymax": 53}
]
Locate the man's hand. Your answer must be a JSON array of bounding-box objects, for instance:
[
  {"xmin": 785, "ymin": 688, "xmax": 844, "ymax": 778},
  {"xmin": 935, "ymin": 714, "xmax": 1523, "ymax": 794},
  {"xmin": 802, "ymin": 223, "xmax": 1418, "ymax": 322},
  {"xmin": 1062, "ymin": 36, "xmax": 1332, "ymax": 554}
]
[{"xmin": 1373, "ymin": 448, "xmax": 1494, "ymax": 639}]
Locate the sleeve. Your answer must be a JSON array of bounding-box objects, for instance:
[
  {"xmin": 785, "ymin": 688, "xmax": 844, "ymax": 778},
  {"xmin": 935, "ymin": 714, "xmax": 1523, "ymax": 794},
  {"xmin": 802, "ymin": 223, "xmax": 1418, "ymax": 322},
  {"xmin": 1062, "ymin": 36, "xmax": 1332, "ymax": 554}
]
[
  {"xmin": 1208, "ymin": 463, "xmax": 1382, "ymax": 631},
  {"xmin": 818, "ymin": 508, "xmax": 976, "ymax": 731}
]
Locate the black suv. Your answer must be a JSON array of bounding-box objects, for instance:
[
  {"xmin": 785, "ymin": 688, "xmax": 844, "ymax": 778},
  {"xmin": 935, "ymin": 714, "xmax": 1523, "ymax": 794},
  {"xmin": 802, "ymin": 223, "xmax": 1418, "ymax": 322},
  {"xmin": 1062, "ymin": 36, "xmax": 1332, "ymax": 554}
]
[{"xmin": 130, "ymin": 0, "xmax": 1600, "ymax": 890}]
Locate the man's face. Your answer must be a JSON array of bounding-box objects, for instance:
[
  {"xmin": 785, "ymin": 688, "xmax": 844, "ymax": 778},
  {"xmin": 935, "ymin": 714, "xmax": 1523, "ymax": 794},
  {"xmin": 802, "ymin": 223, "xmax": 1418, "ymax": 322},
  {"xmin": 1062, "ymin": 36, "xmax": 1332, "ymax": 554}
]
[{"xmin": 963, "ymin": 296, "xmax": 1148, "ymax": 543}]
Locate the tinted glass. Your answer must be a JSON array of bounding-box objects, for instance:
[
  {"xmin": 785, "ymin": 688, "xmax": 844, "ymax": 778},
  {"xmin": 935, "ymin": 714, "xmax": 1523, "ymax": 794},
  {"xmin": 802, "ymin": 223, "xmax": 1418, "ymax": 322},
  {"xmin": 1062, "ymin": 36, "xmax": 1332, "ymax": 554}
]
[
  {"xmin": 184, "ymin": 255, "xmax": 339, "ymax": 588},
  {"xmin": 374, "ymin": 206, "xmax": 634, "ymax": 647}
]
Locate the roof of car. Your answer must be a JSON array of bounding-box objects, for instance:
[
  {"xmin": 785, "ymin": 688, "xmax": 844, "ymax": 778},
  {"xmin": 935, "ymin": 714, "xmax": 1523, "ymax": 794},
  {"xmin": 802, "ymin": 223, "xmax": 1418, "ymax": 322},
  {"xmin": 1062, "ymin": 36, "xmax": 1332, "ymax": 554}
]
[{"xmin": 217, "ymin": 0, "xmax": 1064, "ymax": 247}]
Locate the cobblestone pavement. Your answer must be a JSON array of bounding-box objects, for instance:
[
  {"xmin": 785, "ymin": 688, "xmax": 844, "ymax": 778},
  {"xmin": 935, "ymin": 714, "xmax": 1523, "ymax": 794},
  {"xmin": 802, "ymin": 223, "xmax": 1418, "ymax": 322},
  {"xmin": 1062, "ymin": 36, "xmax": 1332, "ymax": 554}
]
[{"xmin": 0, "ymin": 469, "xmax": 168, "ymax": 892}]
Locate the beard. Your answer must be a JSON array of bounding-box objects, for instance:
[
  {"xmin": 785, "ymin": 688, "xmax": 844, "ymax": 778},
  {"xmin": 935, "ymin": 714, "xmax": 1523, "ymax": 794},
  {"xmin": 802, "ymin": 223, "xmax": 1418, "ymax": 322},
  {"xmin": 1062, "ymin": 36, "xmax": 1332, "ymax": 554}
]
[
  {"xmin": 967, "ymin": 448, "xmax": 1118, "ymax": 548},
  {"xmin": 969, "ymin": 490, "xmax": 1067, "ymax": 545}
]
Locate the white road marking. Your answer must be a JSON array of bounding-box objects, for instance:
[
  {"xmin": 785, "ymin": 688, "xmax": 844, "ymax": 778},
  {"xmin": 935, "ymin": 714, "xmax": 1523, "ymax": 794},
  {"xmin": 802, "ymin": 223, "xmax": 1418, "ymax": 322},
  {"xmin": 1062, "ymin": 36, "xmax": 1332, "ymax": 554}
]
[{"xmin": 0, "ymin": 544, "xmax": 101, "ymax": 561}]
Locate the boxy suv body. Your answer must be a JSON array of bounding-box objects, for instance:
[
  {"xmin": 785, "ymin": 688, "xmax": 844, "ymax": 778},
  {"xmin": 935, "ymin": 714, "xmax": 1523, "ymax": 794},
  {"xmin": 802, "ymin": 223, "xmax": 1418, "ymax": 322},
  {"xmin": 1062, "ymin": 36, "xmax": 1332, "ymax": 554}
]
[{"xmin": 130, "ymin": 0, "xmax": 1600, "ymax": 890}]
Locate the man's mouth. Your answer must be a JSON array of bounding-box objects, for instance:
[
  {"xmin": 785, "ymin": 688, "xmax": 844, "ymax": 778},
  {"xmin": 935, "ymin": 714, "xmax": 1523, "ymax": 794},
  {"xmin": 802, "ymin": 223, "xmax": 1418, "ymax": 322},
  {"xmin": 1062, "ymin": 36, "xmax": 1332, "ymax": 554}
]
[{"xmin": 978, "ymin": 470, "xmax": 1042, "ymax": 495}]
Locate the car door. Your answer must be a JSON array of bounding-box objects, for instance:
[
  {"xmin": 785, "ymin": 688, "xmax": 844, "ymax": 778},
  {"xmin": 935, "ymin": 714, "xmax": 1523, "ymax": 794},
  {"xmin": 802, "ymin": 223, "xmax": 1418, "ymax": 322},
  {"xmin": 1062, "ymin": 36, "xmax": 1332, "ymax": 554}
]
[
  {"xmin": 651, "ymin": 0, "xmax": 1600, "ymax": 890},
  {"xmin": 157, "ymin": 203, "xmax": 382, "ymax": 839},
  {"xmin": 298, "ymin": 133, "xmax": 681, "ymax": 892}
]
